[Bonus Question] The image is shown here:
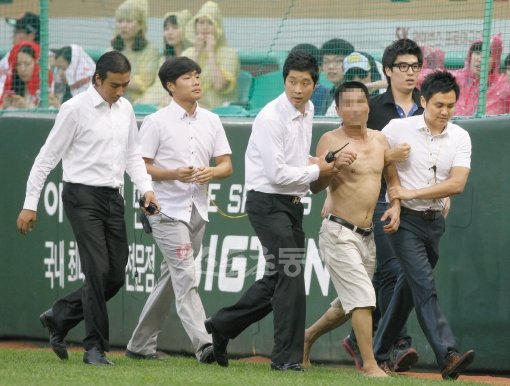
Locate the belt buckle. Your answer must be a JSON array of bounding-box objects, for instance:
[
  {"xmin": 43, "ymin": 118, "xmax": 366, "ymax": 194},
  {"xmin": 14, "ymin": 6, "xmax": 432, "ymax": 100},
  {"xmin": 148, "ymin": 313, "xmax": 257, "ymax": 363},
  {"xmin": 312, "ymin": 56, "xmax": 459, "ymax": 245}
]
[
  {"xmin": 292, "ymin": 196, "xmax": 300, "ymax": 204},
  {"xmin": 423, "ymin": 210, "xmax": 437, "ymax": 220}
]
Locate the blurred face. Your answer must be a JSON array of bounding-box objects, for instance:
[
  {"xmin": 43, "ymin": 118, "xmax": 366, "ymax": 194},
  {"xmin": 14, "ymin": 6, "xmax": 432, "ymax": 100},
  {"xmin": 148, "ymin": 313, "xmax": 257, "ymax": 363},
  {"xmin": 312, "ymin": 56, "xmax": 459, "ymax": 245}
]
[
  {"xmin": 385, "ymin": 54, "xmax": 421, "ymax": 94},
  {"xmin": 195, "ymin": 16, "xmax": 215, "ymax": 37},
  {"xmin": 13, "ymin": 29, "xmax": 34, "ymax": 44},
  {"xmin": 284, "ymin": 70, "xmax": 315, "ymax": 113},
  {"xmin": 94, "ymin": 71, "xmax": 130, "ymax": 105},
  {"xmin": 55, "ymin": 56, "xmax": 70, "ymax": 71},
  {"xmin": 117, "ymin": 18, "xmax": 141, "ymax": 42},
  {"xmin": 164, "ymin": 22, "xmax": 183, "ymax": 46},
  {"xmin": 16, "ymin": 51, "xmax": 35, "ymax": 82},
  {"xmin": 336, "ymin": 88, "xmax": 369, "ymax": 127},
  {"xmin": 168, "ymin": 70, "xmax": 202, "ymax": 104},
  {"xmin": 322, "ymin": 55, "xmax": 345, "ymax": 85},
  {"xmin": 421, "ymin": 90, "xmax": 456, "ymax": 132}
]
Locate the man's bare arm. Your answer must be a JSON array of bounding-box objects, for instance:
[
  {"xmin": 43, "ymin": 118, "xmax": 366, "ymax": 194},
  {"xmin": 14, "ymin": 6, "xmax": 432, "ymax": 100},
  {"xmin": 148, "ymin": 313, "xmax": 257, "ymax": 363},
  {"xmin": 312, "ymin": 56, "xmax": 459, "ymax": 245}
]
[
  {"xmin": 384, "ymin": 143, "xmax": 410, "ymax": 165},
  {"xmin": 310, "ymin": 133, "xmax": 356, "ymax": 194}
]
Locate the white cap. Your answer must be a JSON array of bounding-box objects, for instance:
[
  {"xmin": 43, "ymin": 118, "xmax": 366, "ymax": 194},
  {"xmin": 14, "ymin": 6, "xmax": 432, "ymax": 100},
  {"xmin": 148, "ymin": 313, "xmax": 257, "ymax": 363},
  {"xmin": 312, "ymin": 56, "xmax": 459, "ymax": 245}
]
[{"xmin": 343, "ymin": 52, "xmax": 370, "ymax": 72}]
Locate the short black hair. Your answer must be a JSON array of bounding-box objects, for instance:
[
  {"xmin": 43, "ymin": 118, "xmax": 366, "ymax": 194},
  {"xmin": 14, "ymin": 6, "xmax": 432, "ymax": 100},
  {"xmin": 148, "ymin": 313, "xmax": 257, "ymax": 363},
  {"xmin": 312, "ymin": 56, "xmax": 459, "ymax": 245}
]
[
  {"xmin": 321, "ymin": 38, "xmax": 354, "ymax": 58},
  {"xmin": 334, "ymin": 81, "xmax": 369, "ymax": 107},
  {"xmin": 54, "ymin": 46, "xmax": 72, "ymax": 64},
  {"xmin": 282, "ymin": 51, "xmax": 319, "ymax": 85},
  {"xmin": 290, "ymin": 43, "xmax": 322, "ymax": 66},
  {"xmin": 92, "ymin": 51, "xmax": 131, "ymax": 85},
  {"xmin": 420, "ymin": 71, "xmax": 460, "ymax": 102},
  {"xmin": 158, "ymin": 56, "xmax": 201, "ymax": 96},
  {"xmin": 382, "ymin": 39, "xmax": 423, "ymax": 85}
]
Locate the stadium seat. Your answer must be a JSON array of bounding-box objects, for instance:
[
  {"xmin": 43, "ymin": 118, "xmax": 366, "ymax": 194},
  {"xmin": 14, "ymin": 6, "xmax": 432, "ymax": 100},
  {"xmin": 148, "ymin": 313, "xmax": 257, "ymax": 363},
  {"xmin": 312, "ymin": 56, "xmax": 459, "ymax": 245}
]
[
  {"xmin": 211, "ymin": 105, "xmax": 249, "ymax": 117},
  {"xmin": 133, "ymin": 103, "xmax": 157, "ymax": 115},
  {"xmin": 233, "ymin": 70, "xmax": 253, "ymax": 108},
  {"xmin": 247, "ymin": 71, "xmax": 284, "ymax": 112}
]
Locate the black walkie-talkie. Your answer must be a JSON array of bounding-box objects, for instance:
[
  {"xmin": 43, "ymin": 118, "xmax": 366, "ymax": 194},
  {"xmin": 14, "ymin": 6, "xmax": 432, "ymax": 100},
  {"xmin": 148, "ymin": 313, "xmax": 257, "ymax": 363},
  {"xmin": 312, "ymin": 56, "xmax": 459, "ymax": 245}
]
[
  {"xmin": 325, "ymin": 142, "xmax": 350, "ymax": 163},
  {"xmin": 138, "ymin": 197, "xmax": 158, "ymax": 215}
]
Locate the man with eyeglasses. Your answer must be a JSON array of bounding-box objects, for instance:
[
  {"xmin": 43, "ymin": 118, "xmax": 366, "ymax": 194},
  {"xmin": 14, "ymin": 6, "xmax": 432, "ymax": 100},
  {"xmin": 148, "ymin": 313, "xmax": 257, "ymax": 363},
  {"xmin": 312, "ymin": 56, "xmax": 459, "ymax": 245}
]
[
  {"xmin": 374, "ymin": 70, "xmax": 474, "ymax": 380},
  {"xmin": 303, "ymin": 39, "xmax": 424, "ymax": 373}
]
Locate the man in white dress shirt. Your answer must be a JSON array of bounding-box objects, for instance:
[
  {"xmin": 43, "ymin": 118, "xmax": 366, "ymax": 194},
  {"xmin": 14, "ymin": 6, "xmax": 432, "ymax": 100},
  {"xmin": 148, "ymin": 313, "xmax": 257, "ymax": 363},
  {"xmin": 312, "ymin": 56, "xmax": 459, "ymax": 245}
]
[
  {"xmin": 125, "ymin": 56, "xmax": 232, "ymax": 363},
  {"xmin": 373, "ymin": 71, "xmax": 475, "ymax": 379},
  {"xmin": 204, "ymin": 51, "xmax": 344, "ymax": 371},
  {"xmin": 17, "ymin": 51, "xmax": 158, "ymax": 366}
]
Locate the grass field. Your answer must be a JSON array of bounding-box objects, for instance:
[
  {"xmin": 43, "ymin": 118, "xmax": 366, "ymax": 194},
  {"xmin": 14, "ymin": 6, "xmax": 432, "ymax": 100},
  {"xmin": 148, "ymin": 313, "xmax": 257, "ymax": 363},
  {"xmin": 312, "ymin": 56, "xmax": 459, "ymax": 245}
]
[{"xmin": 0, "ymin": 346, "xmax": 493, "ymax": 386}]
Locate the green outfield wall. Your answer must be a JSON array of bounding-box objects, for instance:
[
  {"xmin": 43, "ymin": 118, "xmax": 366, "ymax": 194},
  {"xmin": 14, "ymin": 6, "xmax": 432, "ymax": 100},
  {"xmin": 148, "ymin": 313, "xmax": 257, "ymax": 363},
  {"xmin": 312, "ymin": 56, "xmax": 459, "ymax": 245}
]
[{"xmin": 0, "ymin": 113, "xmax": 508, "ymax": 372}]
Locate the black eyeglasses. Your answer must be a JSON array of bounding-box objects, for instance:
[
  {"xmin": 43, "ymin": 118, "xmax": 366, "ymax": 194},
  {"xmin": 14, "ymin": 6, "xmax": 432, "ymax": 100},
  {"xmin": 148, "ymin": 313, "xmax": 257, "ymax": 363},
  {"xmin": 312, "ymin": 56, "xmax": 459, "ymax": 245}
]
[{"xmin": 392, "ymin": 62, "xmax": 422, "ymax": 72}]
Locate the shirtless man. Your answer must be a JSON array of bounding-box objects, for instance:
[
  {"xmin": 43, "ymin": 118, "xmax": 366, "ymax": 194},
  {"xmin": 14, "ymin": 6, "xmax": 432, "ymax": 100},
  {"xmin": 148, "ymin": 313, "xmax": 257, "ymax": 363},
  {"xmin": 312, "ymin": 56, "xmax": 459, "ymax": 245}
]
[{"xmin": 306, "ymin": 81, "xmax": 401, "ymax": 377}]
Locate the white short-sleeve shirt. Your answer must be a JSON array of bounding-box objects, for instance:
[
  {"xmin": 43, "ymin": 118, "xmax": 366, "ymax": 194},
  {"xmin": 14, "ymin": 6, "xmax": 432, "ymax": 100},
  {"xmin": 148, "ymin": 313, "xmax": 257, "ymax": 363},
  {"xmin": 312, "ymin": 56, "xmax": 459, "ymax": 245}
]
[
  {"xmin": 382, "ymin": 114, "xmax": 471, "ymax": 211},
  {"xmin": 139, "ymin": 100, "xmax": 232, "ymax": 223}
]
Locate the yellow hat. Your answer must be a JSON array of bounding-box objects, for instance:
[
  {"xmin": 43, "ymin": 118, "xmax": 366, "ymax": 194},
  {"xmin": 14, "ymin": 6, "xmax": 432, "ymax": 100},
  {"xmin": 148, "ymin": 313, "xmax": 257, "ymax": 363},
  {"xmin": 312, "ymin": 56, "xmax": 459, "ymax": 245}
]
[
  {"xmin": 115, "ymin": 0, "xmax": 149, "ymax": 34},
  {"xmin": 185, "ymin": 1, "xmax": 225, "ymax": 46}
]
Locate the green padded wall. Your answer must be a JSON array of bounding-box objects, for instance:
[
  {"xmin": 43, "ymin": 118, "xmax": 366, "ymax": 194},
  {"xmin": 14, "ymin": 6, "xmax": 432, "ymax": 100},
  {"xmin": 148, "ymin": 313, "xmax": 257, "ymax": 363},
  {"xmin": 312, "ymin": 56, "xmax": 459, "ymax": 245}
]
[{"xmin": 0, "ymin": 113, "xmax": 509, "ymax": 372}]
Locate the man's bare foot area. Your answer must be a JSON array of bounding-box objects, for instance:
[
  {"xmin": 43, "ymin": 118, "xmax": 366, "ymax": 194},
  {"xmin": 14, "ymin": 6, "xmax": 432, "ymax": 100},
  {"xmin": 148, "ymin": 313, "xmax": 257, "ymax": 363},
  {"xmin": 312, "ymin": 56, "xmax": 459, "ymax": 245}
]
[{"xmin": 361, "ymin": 364, "xmax": 390, "ymax": 378}]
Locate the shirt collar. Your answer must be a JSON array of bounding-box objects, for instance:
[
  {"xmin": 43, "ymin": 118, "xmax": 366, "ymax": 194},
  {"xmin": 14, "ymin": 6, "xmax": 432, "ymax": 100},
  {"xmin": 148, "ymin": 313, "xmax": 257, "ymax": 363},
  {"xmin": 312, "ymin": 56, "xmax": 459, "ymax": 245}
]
[
  {"xmin": 280, "ymin": 93, "xmax": 312, "ymax": 120},
  {"xmin": 169, "ymin": 99, "xmax": 199, "ymax": 120},
  {"xmin": 415, "ymin": 114, "xmax": 451, "ymax": 136},
  {"xmin": 382, "ymin": 87, "xmax": 422, "ymax": 107},
  {"xmin": 87, "ymin": 85, "xmax": 123, "ymax": 108}
]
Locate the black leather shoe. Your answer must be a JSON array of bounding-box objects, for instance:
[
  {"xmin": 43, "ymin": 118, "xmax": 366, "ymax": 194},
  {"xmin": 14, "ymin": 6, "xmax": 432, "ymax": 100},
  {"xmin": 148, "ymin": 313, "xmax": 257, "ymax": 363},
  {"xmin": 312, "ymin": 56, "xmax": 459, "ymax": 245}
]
[
  {"xmin": 125, "ymin": 349, "xmax": 159, "ymax": 360},
  {"xmin": 39, "ymin": 309, "xmax": 68, "ymax": 360},
  {"xmin": 270, "ymin": 362, "xmax": 304, "ymax": 371},
  {"xmin": 83, "ymin": 347, "xmax": 115, "ymax": 366},
  {"xmin": 441, "ymin": 350, "xmax": 475, "ymax": 380},
  {"xmin": 204, "ymin": 318, "xmax": 229, "ymax": 367},
  {"xmin": 199, "ymin": 343, "xmax": 215, "ymax": 364}
]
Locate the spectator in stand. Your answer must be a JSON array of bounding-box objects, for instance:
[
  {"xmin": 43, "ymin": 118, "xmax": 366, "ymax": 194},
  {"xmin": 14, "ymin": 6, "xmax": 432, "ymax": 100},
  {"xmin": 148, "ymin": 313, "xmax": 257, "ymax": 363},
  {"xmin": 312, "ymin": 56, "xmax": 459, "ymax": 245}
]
[
  {"xmin": 324, "ymin": 51, "xmax": 386, "ymax": 117},
  {"xmin": 182, "ymin": 1, "xmax": 240, "ymax": 110},
  {"xmin": 111, "ymin": 0, "xmax": 160, "ymax": 102},
  {"xmin": 0, "ymin": 41, "xmax": 53, "ymax": 109},
  {"xmin": 290, "ymin": 43, "xmax": 330, "ymax": 112},
  {"xmin": 452, "ymin": 34, "xmax": 510, "ymax": 116},
  {"xmin": 135, "ymin": 10, "xmax": 192, "ymax": 108},
  {"xmin": 48, "ymin": 45, "xmax": 96, "ymax": 107},
  {"xmin": 417, "ymin": 46, "xmax": 446, "ymax": 89},
  {"xmin": 0, "ymin": 12, "xmax": 40, "ymax": 96},
  {"xmin": 316, "ymin": 38, "xmax": 355, "ymax": 115}
]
